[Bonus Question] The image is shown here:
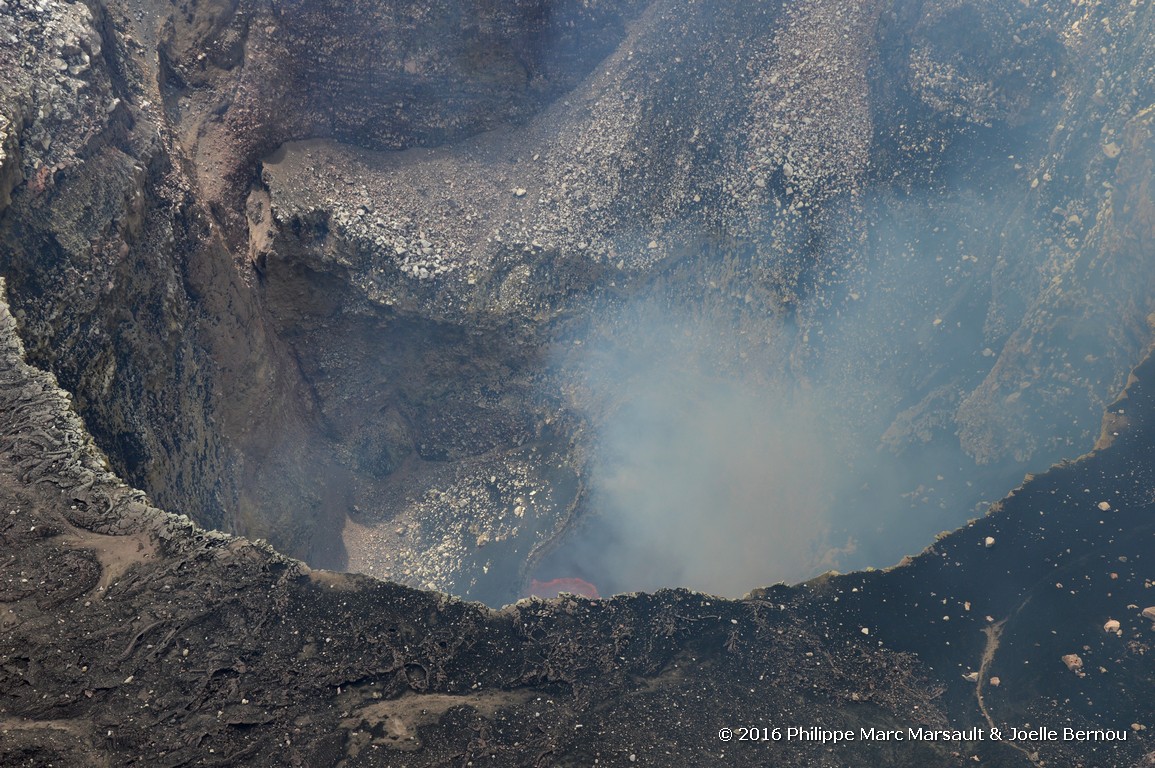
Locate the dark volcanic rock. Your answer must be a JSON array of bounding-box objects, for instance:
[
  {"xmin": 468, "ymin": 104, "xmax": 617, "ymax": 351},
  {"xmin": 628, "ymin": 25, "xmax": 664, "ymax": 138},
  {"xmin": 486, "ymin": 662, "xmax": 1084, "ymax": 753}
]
[
  {"xmin": 5, "ymin": 0, "xmax": 1155, "ymax": 598},
  {"xmin": 243, "ymin": 0, "xmax": 1155, "ymax": 599},
  {"xmin": 4, "ymin": 0, "xmax": 1155, "ymax": 764},
  {"xmin": 1, "ymin": 235, "xmax": 1155, "ymax": 765}
]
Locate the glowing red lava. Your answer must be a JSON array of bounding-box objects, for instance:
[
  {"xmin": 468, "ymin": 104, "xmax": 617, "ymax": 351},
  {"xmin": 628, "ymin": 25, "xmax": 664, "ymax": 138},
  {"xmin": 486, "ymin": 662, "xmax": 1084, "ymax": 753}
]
[{"xmin": 528, "ymin": 577, "xmax": 600, "ymax": 599}]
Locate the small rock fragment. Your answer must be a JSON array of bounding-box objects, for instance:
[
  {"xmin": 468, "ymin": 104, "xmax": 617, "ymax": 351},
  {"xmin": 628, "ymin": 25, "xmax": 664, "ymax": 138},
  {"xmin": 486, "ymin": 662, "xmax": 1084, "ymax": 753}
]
[
  {"xmin": 1097, "ymin": 501, "xmax": 1111, "ymax": 511},
  {"xmin": 989, "ymin": 676, "xmax": 1001, "ymax": 687},
  {"xmin": 1103, "ymin": 619, "xmax": 1121, "ymax": 634},
  {"xmin": 984, "ymin": 536, "xmax": 995, "ymax": 548},
  {"xmin": 1061, "ymin": 654, "xmax": 1084, "ymax": 674},
  {"xmin": 1142, "ymin": 607, "xmax": 1155, "ymax": 622}
]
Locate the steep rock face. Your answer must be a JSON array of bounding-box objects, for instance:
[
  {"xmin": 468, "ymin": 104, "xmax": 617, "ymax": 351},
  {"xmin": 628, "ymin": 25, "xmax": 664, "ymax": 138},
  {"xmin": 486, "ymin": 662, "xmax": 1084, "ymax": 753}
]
[
  {"xmin": 0, "ymin": 0, "xmax": 236, "ymax": 529},
  {"xmin": 0, "ymin": 0, "xmax": 355, "ymax": 568},
  {"xmin": 157, "ymin": 0, "xmax": 650, "ymax": 241},
  {"xmin": 248, "ymin": 0, "xmax": 1155, "ymax": 598},
  {"xmin": 4, "ymin": 0, "xmax": 1155, "ymax": 599},
  {"xmin": 949, "ymin": 0, "xmax": 1155, "ymax": 464},
  {"xmin": 1, "ymin": 251, "xmax": 1154, "ymax": 766},
  {"xmin": 2, "ymin": 0, "xmax": 694, "ymax": 582},
  {"xmin": 0, "ymin": 281, "xmax": 949, "ymax": 767},
  {"xmin": 245, "ymin": 0, "xmax": 903, "ymax": 600},
  {"xmin": 4, "ymin": 1, "xmax": 1155, "ymax": 763}
]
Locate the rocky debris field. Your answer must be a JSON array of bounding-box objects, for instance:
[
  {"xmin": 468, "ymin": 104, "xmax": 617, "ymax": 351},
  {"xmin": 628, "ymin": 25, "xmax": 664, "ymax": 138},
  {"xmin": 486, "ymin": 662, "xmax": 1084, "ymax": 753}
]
[
  {"xmin": 5, "ymin": 0, "xmax": 1155, "ymax": 600},
  {"xmin": 242, "ymin": 0, "xmax": 1155, "ymax": 600},
  {"xmin": 4, "ymin": 0, "xmax": 1155, "ymax": 764},
  {"xmin": 1, "ymin": 244, "xmax": 1155, "ymax": 766}
]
